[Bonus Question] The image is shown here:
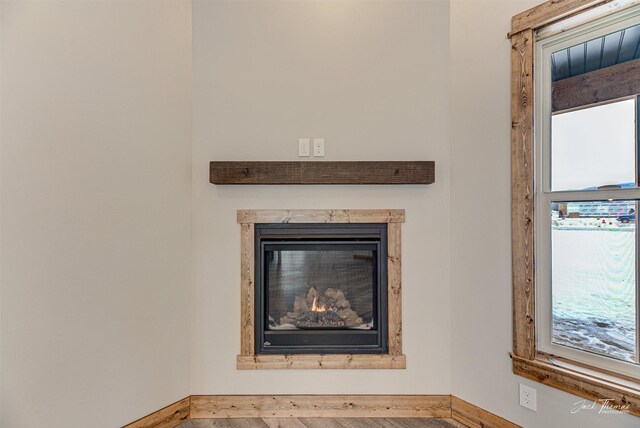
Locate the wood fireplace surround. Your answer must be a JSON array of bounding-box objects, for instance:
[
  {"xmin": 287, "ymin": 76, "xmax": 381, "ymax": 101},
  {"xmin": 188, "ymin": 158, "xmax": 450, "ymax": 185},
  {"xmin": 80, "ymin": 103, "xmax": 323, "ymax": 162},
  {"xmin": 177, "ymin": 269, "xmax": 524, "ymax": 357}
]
[{"xmin": 237, "ymin": 209, "xmax": 406, "ymax": 369}]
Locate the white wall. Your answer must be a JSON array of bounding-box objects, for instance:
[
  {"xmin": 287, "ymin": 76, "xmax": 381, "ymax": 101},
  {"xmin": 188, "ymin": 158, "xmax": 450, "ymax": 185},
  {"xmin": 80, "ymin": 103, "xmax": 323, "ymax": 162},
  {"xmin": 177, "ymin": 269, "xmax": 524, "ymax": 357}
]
[
  {"xmin": 0, "ymin": 1, "xmax": 192, "ymax": 427},
  {"xmin": 192, "ymin": 0, "xmax": 451, "ymax": 394},
  {"xmin": 450, "ymin": 1, "xmax": 639, "ymax": 427}
]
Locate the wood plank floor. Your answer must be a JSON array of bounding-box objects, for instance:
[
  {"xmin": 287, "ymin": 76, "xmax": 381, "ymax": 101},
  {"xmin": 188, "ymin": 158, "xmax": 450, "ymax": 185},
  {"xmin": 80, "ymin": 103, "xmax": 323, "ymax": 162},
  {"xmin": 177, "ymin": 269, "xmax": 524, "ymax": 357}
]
[{"xmin": 178, "ymin": 418, "xmax": 467, "ymax": 428}]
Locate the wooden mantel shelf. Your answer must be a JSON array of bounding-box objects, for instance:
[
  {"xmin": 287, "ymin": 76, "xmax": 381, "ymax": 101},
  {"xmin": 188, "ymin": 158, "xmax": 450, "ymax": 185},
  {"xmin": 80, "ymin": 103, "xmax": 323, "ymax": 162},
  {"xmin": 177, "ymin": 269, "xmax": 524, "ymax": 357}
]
[{"xmin": 210, "ymin": 161, "xmax": 435, "ymax": 185}]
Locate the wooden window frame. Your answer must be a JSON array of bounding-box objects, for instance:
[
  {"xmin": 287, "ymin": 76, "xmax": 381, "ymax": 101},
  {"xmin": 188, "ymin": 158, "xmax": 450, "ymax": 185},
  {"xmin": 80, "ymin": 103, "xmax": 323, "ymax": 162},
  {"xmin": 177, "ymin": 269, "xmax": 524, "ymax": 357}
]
[{"xmin": 511, "ymin": 0, "xmax": 640, "ymax": 417}]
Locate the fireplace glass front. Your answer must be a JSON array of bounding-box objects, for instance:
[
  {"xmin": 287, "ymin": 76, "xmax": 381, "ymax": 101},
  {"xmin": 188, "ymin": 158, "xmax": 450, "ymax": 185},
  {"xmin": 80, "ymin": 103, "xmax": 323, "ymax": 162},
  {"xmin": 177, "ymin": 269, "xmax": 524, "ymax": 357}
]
[{"xmin": 255, "ymin": 224, "xmax": 388, "ymax": 354}]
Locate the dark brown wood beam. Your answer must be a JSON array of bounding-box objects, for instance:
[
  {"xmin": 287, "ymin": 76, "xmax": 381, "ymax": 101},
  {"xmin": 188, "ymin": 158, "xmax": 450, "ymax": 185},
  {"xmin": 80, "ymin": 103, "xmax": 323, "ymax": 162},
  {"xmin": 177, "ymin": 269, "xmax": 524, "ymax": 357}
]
[
  {"xmin": 210, "ymin": 161, "xmax": 435, "ymax": 185},
  {"xmin": 552, "ymin": 58, "xmax": 640, "ymax": 112}
]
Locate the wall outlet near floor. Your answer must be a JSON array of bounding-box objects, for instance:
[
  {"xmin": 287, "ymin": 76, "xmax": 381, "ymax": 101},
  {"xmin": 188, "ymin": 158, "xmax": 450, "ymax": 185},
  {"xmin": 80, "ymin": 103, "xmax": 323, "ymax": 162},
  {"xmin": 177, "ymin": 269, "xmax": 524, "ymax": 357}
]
[
  {"xmin": 519, "ymin": 384, "xmax": 537, "ymax": 411},
  {"xmin": 313, "ymin": 138, "xmax": 325, "ymax": 157}
]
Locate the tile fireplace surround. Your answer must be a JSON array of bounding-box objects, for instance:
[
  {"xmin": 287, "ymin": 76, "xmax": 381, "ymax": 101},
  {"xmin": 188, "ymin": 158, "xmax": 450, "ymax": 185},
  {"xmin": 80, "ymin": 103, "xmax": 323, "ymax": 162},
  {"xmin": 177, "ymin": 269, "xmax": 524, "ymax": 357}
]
[{"xmin": 236, "ymin": 209, "xmax": 406, "ymax": 369}]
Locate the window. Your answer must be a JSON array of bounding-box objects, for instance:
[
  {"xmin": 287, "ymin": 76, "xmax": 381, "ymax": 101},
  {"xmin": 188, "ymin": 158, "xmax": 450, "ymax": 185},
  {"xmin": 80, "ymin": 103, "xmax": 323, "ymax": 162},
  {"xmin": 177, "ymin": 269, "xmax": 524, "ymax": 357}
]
[
  {"xmin": 550, "ymin": 99, "xmax": 636, "ymax": 192},
  {"xmin": 536, "ymin": 11, "xmax": 640, "ymax": 378},
  {"xmin": 511, "ymin": 0, "xmax": 640, "ymax": 415}
]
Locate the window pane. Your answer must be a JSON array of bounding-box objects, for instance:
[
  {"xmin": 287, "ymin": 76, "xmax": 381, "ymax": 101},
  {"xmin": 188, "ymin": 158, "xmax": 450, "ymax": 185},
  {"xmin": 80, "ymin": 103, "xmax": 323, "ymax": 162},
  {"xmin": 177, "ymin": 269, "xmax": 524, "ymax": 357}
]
[
  {"xmin": 551, "ymin": 99, "xmax": 636, "ymax": 191},
  {"xmin": 552, "ymin": 201, "xmax": 637, "ymax": 362}
]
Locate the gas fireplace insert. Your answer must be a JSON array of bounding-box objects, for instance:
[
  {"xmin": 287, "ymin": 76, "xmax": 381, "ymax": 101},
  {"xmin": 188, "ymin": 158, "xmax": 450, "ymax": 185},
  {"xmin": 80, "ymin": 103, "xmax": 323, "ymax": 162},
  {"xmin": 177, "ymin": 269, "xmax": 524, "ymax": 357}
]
[{"xmin": 255, "ymin": 223, "xmax": 388, "ymax": 354}]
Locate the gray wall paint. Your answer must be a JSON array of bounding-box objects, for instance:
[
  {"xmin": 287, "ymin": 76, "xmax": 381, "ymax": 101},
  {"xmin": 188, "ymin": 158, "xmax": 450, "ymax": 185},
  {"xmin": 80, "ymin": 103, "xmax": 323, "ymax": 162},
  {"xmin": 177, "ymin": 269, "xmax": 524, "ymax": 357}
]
[
  {"xmin": 192, "ymin": 0, "xmax": 452, "ymax": 394},
  {"xmin": 450, "ymin": 1, "xmax": 639, "ymax": 427},
  {"xmin": 1, "ymin": 1, "xmax": 192, "ymax": 426}
]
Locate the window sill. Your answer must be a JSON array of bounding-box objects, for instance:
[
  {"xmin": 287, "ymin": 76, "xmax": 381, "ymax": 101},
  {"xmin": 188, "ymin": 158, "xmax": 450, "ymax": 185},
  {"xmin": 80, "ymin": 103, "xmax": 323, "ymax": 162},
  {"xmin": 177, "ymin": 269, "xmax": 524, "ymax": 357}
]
[{"xmin": 512, "ymin": 353, "xmax": 640, "ymax": 416}]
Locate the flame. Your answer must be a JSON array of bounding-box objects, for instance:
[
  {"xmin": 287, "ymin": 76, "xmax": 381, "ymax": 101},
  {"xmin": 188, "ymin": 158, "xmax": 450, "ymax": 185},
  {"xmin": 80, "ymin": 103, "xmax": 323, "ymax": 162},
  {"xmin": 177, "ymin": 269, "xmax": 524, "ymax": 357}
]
[{"xmin": 311, "ymin": 296, "xmax": 326, "ymax": 312}]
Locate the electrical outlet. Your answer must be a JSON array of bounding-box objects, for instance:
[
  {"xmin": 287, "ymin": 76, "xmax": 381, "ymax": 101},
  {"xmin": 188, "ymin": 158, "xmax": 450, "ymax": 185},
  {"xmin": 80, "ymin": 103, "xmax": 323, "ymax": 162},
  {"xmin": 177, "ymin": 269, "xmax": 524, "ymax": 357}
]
[
  {"xmin": 298, "ymin": 138, "xmax": 310, "ymax": 157},
  {"xmin": 519, "ymin": 384, "xmax": 537, "ymax": 411},
  {"xmin": 313, "ymin": 138, "xmax": 325, "ymax": 157}
]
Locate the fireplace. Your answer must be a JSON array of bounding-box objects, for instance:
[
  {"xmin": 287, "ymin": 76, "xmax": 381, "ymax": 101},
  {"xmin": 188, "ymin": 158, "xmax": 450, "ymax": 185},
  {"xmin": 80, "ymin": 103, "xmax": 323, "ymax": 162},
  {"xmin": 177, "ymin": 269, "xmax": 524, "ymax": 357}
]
[
  {"xmin": 237, "ymin": 209, "xmax": 405, "ymax": 370},
  {"xmin": 255, "ymin": 223, "xmax": 388, "ymax": 354}
]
